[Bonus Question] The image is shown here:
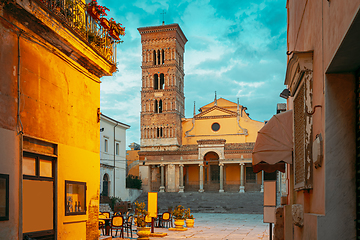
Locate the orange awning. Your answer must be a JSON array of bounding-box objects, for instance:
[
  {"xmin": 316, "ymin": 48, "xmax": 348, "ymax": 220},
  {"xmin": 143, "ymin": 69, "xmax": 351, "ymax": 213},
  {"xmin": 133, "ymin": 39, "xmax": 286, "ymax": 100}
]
[{"xmin": 252, "ymin": 110, "xmax": 293, "ymax": 173}]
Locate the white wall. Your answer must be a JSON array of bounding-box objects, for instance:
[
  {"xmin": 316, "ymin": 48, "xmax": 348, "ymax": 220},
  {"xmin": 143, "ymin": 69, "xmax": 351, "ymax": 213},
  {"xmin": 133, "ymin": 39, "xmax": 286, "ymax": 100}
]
[{"xmin": 100, "ymin": 115, "xmax": 129, "ymax": 200}]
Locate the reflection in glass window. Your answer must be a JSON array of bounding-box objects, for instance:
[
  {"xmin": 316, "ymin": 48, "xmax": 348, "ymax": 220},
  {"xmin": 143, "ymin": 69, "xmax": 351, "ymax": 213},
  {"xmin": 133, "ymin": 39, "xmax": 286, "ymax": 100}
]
[
  {"xmin": 23, "ymin": 156, "xmax": 36, "ymax": 176},
  {"xmin": 0, "ymin": 174, "xmax": 9, "ymax": 221},
  {"xmin": 40, "ymin": 159, "xmax": 52, "ymax": 178},
  {"xmin": 65, "ymin": 181, "xmax": 86, "ymax": 215}
]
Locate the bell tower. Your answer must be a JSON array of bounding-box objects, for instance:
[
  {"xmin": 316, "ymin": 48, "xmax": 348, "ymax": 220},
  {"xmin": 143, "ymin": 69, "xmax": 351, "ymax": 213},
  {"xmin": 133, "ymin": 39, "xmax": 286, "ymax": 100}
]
[{"xmin": 138, "ymin": 24, "xmax": 187, "ymax": 151}]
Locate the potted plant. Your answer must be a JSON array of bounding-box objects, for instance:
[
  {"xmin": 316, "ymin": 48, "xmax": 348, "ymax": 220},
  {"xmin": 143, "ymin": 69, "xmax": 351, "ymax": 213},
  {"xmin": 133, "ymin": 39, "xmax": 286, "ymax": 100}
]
[
  {"xmin": 109, "ymin": 18, "xmax": 125, "ymax": 40},
  {"xmin": 171, "ymin": 205, "xmax": 186, "ymax": 229},
  {"xmin": 134, "ymin": 201, "xmax": 150, "ymax": 240},
  {"xmin": 185, "ymin": 208, "xmax": 195, "ymax": 227}
]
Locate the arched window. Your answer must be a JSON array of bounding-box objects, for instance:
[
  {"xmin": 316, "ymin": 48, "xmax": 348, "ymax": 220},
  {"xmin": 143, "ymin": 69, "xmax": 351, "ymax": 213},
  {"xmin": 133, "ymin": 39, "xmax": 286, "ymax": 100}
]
[
  {"xmin": 153, "ymin": 50, "xmax": 156, "ymax": 65},
  {"xmin": 154, "ymin": 74, "xmax": 158, "ymax": 90},
  {"xmin": 160, "ymin": 73, "xmax": 164, "ymax": 89},
  {"xmin": 157, "ymin": 49, "xmax": 161, "ymax": 65},
  {"xmin": 102, "ymin": 174, "xmax": 109, "ymax": 197},
  {"xmin": 162, "ymin": 49, "xmax": 165, "ymax": 64},
  {"xmin": 159, "ymin": 100, "xmax": 163, "ymax": 113},
  {"xmin": 154, "ymin": 100, "xmax": 158, "ymax": 113}
]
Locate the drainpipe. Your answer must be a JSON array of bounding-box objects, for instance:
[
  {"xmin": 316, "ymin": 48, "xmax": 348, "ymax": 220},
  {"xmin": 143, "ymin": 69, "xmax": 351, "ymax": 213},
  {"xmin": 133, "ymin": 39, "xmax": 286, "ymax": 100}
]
[
  {"xmin": 113, "ymin": 122, "xmax": 118, "ymax": 197},
  {"xmin": 17, "ymin": 31, "xmax": 24, "ymax": 240}
]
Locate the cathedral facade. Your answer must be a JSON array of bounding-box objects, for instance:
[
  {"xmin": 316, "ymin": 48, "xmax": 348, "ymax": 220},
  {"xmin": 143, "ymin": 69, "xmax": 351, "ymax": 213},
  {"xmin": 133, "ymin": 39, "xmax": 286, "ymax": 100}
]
[{"xmin": 136, "ymin": 23, "xmax": 264, "ymax": 193}]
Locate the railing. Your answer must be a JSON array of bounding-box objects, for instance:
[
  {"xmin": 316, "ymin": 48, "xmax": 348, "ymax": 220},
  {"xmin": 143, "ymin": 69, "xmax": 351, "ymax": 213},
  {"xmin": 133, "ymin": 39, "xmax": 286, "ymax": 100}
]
[{"xmin": 37, "ymin": 0, "xmax": 117, "ymax": 64}]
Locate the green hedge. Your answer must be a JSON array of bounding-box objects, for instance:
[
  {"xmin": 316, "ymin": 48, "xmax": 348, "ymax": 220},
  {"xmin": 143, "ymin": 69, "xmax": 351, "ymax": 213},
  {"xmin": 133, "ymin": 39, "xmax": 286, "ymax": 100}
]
[{"xmin": 126, "ymin": 174, "xmax": 142, "ymax": 189}]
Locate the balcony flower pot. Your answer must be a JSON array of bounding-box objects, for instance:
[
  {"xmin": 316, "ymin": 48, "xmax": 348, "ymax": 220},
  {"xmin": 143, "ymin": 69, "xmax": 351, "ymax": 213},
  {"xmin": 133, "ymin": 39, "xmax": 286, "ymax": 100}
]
[
  {"xmin": 87, "ymin": 6, "xmax": 100, "ymax": 20},
  {"xmin": 137, "ymin": 227, "xmax": 151, "ymax": 240},
  {"xmin": 100, "ymin": 18, "xmax": 110, "ymax": 30},
  {"xmin": 109, "ymin": 28, "xmax": 120, "ymax": 40}
]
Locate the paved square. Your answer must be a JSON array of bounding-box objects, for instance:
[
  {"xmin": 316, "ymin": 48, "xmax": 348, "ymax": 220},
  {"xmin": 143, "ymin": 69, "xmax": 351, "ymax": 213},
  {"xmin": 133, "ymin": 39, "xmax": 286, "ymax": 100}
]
[{"xmin": 159, "ymin": 213, "xmax": 269, "ymax": 240}]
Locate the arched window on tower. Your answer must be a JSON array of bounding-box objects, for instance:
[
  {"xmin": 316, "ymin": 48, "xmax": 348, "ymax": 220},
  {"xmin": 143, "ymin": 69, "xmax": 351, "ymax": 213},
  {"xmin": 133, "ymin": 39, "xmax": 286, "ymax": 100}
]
[
  {"xmin": 159, "ymin": 100, "xmax": 163, "ymax": 113},
  {"xmin": 162, "ymin": 49, "xmax": 165, "ymax": 64},
  {"xmin": 154, "ymin": 100, "xmax": 158, "ymax": 113},
  {"xmin": 160, "ymin": 73, "xmax": 164, "ymax": 89},
  {"xmin": 157, "ymin": 49, "xmax": 160, "ymax": 65},
  {"xmin": 154, "ymin": 74, "xmax": 159, "ymax": 90},
  {"xmin": 153, "ymin": 50, "xmax": 156, "ymax": 65}
]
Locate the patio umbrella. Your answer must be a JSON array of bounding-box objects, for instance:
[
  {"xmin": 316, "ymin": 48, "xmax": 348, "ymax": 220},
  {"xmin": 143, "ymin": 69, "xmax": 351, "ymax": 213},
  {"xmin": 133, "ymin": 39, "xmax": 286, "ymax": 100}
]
[{"xmin": 252, "ymin": 110, "xmax": 293, "ymax": 173}]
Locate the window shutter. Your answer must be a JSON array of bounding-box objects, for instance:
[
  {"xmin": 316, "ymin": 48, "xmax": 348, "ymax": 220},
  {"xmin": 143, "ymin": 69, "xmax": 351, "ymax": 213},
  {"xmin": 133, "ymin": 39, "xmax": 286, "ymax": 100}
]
[{"xmin": 294, "ymin": 84, "xmax": 306, "ymax": 187}]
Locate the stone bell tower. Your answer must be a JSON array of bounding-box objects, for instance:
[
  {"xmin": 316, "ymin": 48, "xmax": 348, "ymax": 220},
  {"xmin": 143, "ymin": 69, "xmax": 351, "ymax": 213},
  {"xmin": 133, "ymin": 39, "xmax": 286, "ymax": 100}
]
[{"xmin": 138, "ymin": 24, "xmax": 187, "ymax": 151}]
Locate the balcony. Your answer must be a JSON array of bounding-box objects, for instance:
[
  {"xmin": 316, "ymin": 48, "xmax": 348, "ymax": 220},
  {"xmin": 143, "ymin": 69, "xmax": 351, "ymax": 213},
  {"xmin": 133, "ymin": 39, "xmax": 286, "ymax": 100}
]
[{"xmin": 36, "ymin": 0, "xmax": 118, "ymax": 65}]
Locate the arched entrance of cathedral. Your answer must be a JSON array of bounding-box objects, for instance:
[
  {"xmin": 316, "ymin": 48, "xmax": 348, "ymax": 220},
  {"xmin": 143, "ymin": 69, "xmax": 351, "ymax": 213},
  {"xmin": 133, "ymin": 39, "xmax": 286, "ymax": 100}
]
[{"xmin": 203, "ymin": 151, "xmax": 220, "ymax": 192}]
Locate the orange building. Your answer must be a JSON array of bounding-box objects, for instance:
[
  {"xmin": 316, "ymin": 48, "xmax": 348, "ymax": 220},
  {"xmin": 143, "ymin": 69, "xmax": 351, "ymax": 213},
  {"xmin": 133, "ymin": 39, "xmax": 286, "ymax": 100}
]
[
  {"xmin": 136, "ymin": 23, "xmax": 265, "ymax": 193},
  {"xmin": 127, "ymin": 142, "xmax": 140, "ymax": 177},
  {"xmin": 252, "ymin": 1, "xmax": 360, "ymax": 239},
  {"xmin": 0, "ymin": 0, "xmax": 119, "ymax": 239}
]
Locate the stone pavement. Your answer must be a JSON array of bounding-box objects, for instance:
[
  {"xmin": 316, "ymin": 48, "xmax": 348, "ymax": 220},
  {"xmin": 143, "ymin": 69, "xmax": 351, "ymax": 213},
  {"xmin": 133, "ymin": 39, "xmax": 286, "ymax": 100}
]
[
  {"xmin": 107, "ymin": 213, "xmax": 269, "ymax": 240},
  {"xmin": 160, "ymin": 213, "xmax": 269, "ymax": 240}
]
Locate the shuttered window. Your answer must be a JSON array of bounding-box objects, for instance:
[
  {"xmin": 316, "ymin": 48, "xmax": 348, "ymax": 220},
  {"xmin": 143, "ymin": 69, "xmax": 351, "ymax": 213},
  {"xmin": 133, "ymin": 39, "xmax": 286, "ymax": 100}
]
[{"xmin": 294, "ymin": 83, "xmax": 306, "ymax": 186}]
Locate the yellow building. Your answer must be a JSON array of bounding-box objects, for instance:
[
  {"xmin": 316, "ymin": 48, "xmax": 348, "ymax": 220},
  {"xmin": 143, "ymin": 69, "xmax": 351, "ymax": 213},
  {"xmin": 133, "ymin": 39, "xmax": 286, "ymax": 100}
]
[
  {"xmin": 0, "ymin": 0, "xmax": 119, "ymax": 239},
  {"xmin": 138, "ymin": 96, "xmax": 265, "ymax": 193}
]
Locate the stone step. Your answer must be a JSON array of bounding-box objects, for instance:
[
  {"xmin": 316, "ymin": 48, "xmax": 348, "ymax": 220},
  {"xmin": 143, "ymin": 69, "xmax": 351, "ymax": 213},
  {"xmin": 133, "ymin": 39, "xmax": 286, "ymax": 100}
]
[{"xmin": 134, "ymin": 192, "xmax": 264, "ymax": 214}]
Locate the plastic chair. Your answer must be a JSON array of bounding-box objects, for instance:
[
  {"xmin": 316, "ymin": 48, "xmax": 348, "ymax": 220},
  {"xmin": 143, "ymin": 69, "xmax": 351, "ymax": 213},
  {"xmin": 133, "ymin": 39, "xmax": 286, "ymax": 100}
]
[
  {"xmin": 161, "ymin": 212, "xmax": 172, "ymax": 228},
  {"xmin": 111, "ymin": 215, "xmax": 124, "ymax": 238},
  {"xmin": 114, "ymin": 211, "xmax": 121, "ymax": 216}
]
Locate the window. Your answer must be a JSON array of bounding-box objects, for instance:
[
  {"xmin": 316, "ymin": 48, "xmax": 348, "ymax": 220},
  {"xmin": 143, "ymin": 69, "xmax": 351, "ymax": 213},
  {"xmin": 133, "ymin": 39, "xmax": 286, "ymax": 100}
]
[
  {"xmin": 162, "ymin": 49, "xmax": 164, "ymax": 64},
  {"xmin": 0, "ymin": 174, "xmax": 9, "ymax": 221},
  {"xmin": 154, "ymin": 74, "xmax": 159, "ymax": 90},
  {"xmin": 160, "ymin": 73, "xmax": 164, "ymax": 89},
  {"xmin": 116, "ymin": 143, "xmax": 119, "ymax": 155},
  {"xmin": 157, "ymin": 49, "xmax": 160, "ymax": 65},
  {"xmin": 65, "ymin": 181, "xmax": 86, "ymax": 215},
  {"xmin": 211, "ymin": 123, "xmax": 220, "ymax": 131},
  {"xmin": 153, "ymin": 50, "xmax": 156, "ymax": 65},
  {"xmin": 23, "ymin": 154, "xmax": 54, "ymax": 179},
  {"xmin": 104, "ymin": 139, "xmax": 108, "ymax": 152},
  {"xmin": 246, "ymin": 167, "xmax": 256, "ymax": 183},
  {"xmin": 159, "ymin": 100, "xmax": 163, "ymax": 113},
  {"xmin": 154, "ymin": 100, "xmax": 158, "ymax": 113}
]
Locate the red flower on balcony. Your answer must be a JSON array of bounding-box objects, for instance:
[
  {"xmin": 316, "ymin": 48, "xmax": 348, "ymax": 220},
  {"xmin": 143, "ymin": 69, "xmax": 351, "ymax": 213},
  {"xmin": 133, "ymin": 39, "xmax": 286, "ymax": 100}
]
[{"xmin": 87, "ymin": 0, "xmax": 109, "ymax": 20}]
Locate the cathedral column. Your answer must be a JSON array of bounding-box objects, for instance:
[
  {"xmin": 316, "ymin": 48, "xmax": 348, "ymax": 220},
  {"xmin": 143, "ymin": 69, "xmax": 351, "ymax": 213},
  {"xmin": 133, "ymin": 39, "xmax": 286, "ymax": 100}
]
[
  {"xmin": 199, "ymin": 163, "xmax": 204, "ymax": 193},
  {"xmin": 219, "ymin": 163, "xmax": 224, "ymax": 193},
  {"xmin": 160, "ymin": 49, "xmax": 163, "ymax": 65},
  {"xmin": 239, "ymin": 163, "xmax": 245, "ymax": 193},
  {"xmin": 179, "ymin": 164, "xmax": 184, "ymax": 193},
  {"xmin": 160, "ymin": 164, "xmax": 165, "ymax": 192}
]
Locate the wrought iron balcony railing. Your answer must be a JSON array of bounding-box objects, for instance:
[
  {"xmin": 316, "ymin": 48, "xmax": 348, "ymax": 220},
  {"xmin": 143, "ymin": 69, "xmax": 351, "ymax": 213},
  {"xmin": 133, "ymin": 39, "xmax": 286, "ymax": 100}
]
[{"xmin": 36, "ymin": 0, "xmax": 117, "ymax": 64}]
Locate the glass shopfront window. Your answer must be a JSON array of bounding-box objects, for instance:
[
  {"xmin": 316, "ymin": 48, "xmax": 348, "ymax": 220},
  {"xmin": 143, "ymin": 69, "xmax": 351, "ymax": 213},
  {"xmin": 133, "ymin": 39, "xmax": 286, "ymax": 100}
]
[
  {"xmin": 0, "ymin": 174, "xmax": 9, "ymax": 221},
  {"xmin": 65, "ymin": 181, "xmax": 86, "ymax": 215}
]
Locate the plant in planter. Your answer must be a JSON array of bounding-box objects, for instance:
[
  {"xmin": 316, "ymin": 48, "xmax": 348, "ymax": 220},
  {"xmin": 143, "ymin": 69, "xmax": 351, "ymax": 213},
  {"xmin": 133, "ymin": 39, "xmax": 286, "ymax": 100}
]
[
  {"xmin": 134, "ymin": 201, "xmax": 150, "ymax": 240},
  {"xmin": 171, "ymin": 205, "xmax": 186, "ymax": 229},
  {"xmin": 108, "ymin": 18, "xmax": 125, "ymax": 40},
  {"xmin": 185, "ymin": 208, "xmax": 195, "ymax": 227}
]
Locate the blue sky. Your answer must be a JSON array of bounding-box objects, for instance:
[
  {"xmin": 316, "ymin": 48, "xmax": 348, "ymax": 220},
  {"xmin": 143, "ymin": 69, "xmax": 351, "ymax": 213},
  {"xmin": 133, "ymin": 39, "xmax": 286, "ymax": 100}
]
[{"xmin": 98, "ymin": 0, "xmax": 287, "ymax": 149}]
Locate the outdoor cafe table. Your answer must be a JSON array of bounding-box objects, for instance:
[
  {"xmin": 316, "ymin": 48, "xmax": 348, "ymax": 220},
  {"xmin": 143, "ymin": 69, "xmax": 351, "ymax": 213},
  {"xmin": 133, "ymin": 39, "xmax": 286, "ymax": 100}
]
[{"xmin": 100, "ymin": 218, "xmax": 112, "ymax": 236}]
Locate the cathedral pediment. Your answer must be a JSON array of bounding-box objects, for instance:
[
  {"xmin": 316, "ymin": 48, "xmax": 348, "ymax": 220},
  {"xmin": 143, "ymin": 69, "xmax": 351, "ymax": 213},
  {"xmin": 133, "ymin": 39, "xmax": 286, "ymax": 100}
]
[{"xmin": 195, "ymin": 106, "xmax": 237, "ymax": 119}]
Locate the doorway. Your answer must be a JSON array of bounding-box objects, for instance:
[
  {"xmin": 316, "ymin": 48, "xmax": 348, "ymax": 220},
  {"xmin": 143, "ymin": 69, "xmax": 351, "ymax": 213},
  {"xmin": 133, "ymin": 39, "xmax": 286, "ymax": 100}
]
[{"xmin": 203, "ymin": 152, "xmax": 220, "ymax": 192}]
